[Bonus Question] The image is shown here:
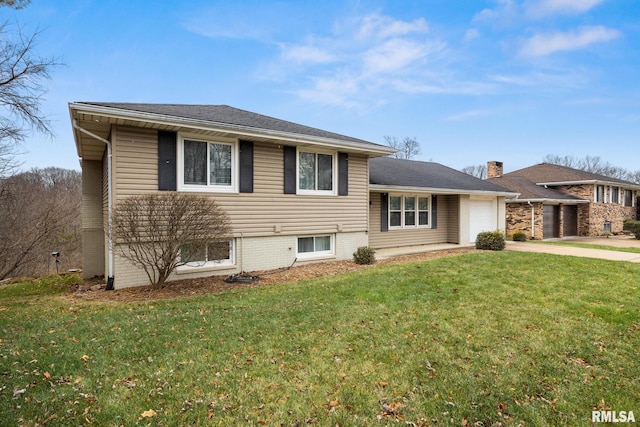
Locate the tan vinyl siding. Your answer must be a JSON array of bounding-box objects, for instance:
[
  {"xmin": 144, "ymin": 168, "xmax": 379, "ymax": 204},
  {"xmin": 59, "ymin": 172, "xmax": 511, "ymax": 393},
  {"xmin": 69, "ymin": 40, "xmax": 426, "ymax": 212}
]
[
  {"xmin": 446, "ymin": 194, "xmax": 460, "ymax": 243},
  {"xmin": 81, "ymin": 159, "xmax": 105, "ymax": 278},
  {"xmin": 112, "ymin": 126, "xmax": 158, "ymax": 194},
  {"xmin": 112, "ymin": 125, "xmax": 369, "ymax": 238},
  {"xmin": 368, "ymin": 193, "xmax": 459, "ymax": 249}
]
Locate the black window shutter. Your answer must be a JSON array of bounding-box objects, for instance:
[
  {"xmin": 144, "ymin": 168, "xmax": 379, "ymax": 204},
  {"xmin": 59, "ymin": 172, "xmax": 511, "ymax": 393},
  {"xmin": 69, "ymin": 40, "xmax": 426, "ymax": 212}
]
[
  {"xmin": 380, "ymin": 193, "xmax": 389, "ymax": 232},
  {"xmin": 431, "ymin": 195, "xmax": 438, "ymax": 229},
  {"xmin": 158, "ymin": 131, "xmax": 177, "ymax": 191},
  {"xmin": 239, "ymin": 140, "xmax": 254, "ymax": 193},
  {"xmin": 283, "ymin": 145, "xmax": 297, "ymax": 194},
  {"xmin": 338, "ymin": 152, "xmax": 348, "ymax": 196}
]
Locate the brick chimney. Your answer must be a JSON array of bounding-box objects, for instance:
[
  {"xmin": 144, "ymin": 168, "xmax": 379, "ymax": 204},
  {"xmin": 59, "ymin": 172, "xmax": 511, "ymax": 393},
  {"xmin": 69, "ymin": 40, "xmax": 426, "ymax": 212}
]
[{"xmin": 487, "ymin": 161, "xmax": 503, "ymax": 178}]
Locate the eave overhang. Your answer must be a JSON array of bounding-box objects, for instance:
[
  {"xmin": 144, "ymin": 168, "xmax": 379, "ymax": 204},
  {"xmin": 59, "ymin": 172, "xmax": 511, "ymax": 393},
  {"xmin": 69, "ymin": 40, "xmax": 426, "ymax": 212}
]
[{"xmin": 505, "ymin": 197, "xmax": 591, "ymax": 204}]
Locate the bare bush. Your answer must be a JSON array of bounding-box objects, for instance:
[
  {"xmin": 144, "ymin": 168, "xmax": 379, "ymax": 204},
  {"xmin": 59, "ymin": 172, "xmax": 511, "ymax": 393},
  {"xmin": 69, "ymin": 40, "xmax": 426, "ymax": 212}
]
[{"xmin": 113, "ymin": 193, "xmax": 231, "ymax": 289}]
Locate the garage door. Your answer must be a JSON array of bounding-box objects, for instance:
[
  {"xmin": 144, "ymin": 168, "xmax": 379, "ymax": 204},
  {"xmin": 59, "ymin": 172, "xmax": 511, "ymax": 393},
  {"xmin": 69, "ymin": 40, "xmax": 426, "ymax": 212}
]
[
  {"xmin": 543, "ymin": 205, "xmax": 560, "ymax": 239},
  {"xmin": 470, "ymin": 197, "xmax": 497, "ymax": 242},
  {"xmin": 563, "ymin": 205, "xmax": 578, "ymax": 237}
]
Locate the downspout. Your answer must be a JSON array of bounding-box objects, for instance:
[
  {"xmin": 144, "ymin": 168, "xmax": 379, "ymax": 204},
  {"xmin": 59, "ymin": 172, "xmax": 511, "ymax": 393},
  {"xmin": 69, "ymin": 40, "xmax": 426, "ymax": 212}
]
[
  {"xmin": 73, "ymin": 120, "xmax": 115, "ymax": 290},
  {"xmin": 527, "ymin": 201, "xmax": 535, "ymax": 239}
]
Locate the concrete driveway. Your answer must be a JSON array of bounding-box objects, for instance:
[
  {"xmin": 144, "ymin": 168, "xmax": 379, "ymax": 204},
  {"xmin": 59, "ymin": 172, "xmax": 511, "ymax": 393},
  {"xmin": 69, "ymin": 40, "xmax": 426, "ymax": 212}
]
[{"xmin": 506, "ymin": 235, "xmax": 640, "ymax": 263}]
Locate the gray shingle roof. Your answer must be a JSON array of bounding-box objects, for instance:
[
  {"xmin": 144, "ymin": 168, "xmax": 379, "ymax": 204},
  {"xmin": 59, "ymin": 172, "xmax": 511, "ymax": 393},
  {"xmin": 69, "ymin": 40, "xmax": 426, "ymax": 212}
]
[
  {"xmin": 370, "ymin": 157, "xmax": 514, "ymax": 193},
  {"xmin": 77, "ymin": 102, "xmax": 388, "ymax": 149},
  {"xmin": 487, "ymin": 176, "xmax": 584, "ymax": 201},
  {"xmin": 505, "ymin": 162, "xmax": 638, "ymax": 186}
]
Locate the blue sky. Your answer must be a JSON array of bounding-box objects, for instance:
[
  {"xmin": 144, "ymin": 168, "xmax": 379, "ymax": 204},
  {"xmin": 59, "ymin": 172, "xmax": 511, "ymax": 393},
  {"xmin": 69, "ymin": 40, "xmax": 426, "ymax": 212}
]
[{"xmin": 7, "ymin": 0, "xmax": 640, "ymax": 174}]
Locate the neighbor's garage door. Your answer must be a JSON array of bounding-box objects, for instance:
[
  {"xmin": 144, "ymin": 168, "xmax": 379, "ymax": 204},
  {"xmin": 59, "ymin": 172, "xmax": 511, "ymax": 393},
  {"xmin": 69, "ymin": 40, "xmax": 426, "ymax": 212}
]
[
  {"xmin": 543, "ymin": 205, "xmax": 560, "ymax": 239},
  {"xmin": 563, "ymin": 205, "xmax": 578, "ymax": 237},
  {"xmin": 470, "ymin": 197, "xmax": 497, "ymax": 242}
]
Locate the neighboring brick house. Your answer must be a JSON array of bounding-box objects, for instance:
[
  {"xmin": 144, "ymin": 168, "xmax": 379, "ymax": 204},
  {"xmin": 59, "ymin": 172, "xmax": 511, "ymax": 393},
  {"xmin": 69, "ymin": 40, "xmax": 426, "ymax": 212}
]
[{"xmin": 487, "ymin": 161, "xmax": 640, "ymax": 239}]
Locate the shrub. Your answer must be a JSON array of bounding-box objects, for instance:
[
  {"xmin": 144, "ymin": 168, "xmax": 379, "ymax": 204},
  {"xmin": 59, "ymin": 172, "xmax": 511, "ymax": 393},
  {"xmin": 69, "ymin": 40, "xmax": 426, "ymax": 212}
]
[
  {"xmin": 512, "ymin": 230, "xmax": 527, "ymax": 242},
  {"xmin": 475, "ymin": 230, "xmax": 506, "ymax": 251},
  {"xmin": 353, "ymin": 246, "xmax": 376, "ymax": 265},
  {"xmin": 624, "ymin": 220, "xmax": 640, "ymax": 239}
]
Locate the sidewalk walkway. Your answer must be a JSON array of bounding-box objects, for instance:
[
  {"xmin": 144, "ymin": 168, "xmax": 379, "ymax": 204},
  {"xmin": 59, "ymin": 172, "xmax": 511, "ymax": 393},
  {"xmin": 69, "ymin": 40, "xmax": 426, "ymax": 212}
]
[
  {"xmin": 505, "ymin": 241, "xmax": 640, "ymax": 263},
  {"xmin": 374, "ymin": 236, "xmax": 640, "ymax": 263}
]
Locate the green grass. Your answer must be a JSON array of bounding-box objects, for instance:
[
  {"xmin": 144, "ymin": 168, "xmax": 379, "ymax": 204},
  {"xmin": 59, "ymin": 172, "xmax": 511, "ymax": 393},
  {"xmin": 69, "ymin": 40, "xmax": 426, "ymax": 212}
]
[
  {"xmin": 532, "ymin": 240, "xmax": 640, "ymax": 254},
  {"xmin": 1, "ymin": 252, "xmax": 639, "ymax": 426}
]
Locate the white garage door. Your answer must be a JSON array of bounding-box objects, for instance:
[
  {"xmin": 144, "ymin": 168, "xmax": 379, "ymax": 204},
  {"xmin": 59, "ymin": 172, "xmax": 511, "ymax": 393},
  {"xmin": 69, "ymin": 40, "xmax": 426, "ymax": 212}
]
[{"xmin": 470, "ymin": 197, "xmax": 497, "ymax": 242}]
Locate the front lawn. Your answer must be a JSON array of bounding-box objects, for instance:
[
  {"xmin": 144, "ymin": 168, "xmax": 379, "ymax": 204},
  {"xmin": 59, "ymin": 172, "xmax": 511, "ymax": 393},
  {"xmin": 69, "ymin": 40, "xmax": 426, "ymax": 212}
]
[{"xmin": 1, "ymin": 252, "xmax": 638, "ymax": 426}]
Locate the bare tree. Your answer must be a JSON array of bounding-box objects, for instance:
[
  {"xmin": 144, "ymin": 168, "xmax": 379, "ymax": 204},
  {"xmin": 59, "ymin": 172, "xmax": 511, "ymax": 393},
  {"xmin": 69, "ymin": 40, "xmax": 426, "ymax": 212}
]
[
  {"xmin": 0, "ymin": 1, "xmax": 61, "ymax": 177},
  {"xmin": 0, "ymin": 167, "xmax": 80, "ymax": 279},
  {"xmin": 461, "ymin": 164, "xmax": 487, "ymax": 179},
  {"xmin": 384, "ymin": 136, "xmax": 421, "ymax": 160},
  {"xmin": 544, "ymin": 154, "xmax": 640, "ymax": 183},
  {"xmin": 113, "ymin": 193, "xmax": 231, "ymax": 289}
]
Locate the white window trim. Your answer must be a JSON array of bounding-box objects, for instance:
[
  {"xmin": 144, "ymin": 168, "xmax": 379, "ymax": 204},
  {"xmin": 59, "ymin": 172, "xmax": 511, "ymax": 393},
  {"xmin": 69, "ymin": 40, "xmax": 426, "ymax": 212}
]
[
  {"xmin": 177, "ymin": 239, "xmax": 236, "ymax": 273},
  {"xmin": 623, "ymin": 189, "xmax": 636, "ymax": 207},
  {"xmin": 296, "ymin": 148, "xmax": 337, "ymax": 196},
  {"xmin": 296, "ymin": 234, "xmax": 335, "ymax": 259},
  {"xmin": 595, "ymin": 185, "xmax": 605, "ymax": 203},
  {"xmin": 177, "ymin": 133, "xmax": 239, "ymax": 193},
  {"xmin": 388, "ymin": 194, "xmax": 432, "ymax": 230},
  {"xmin": 611, "ymin": 186, "xmax": 620, "ymax": 204}
]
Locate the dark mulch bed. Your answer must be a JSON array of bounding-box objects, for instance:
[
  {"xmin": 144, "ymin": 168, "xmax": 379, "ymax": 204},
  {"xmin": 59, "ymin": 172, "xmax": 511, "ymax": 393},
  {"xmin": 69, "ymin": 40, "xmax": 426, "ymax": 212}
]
[{"xmin": 70, "ymin": 248, "xmax": 478, "ymax": 303}]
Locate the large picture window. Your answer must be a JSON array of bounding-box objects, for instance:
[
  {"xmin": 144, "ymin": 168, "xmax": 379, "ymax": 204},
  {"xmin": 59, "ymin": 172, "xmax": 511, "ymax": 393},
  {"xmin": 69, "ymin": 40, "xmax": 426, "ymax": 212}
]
[
  {"xmin": 298, "ymin": 151, "xmax": 334, "ymax": 194},
  {"xmin": 389, "ymin": 195, "xmax": 430, "ymax": 229},
  {"xmin": 179, "ymin": 136, "xmax": 236, "ymax": 192}
]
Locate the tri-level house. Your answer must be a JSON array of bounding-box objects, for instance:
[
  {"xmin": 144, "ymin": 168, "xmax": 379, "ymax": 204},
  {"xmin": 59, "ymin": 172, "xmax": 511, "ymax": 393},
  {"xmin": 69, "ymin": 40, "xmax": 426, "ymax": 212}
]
[
  {"xmin": 71, "ymin": 103, "xmax": 514, "ymax": 288},
  {"xmin": 487, "ymin": 161, "xmax": 640, "ymax": 239}
]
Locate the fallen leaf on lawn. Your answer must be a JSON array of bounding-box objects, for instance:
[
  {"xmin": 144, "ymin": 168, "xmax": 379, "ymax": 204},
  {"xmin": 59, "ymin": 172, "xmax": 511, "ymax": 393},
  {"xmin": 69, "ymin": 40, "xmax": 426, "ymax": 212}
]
[
  {"xmin": 43, "ymin": 372, "xmax": 51, "ymax": 379},
  {"xmin": 141, "ymin": 409, "xmax": 157, "ymax": 418},
  {"xmin": 80, "ymin": 355, "xmax": 90, "ymax": 362}
]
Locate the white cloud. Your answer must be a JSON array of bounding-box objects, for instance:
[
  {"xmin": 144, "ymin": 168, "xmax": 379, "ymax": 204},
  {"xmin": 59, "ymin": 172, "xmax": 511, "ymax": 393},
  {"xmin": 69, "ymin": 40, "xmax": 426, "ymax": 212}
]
[
  {"xmin": 444, "ymin": 109, "xmax": 492, "ymax": 122},
  {"xmin": 279, "ymin": 44, "xmax": 336, "ymax": 64},
  {"xmin": 519, "ymin": 26, "xmax": 620, "ymax": 56},
  {"xmin": 491, "ymin": 70, "xmax": 590, "ymax": 89},
  {"xmin": 525, "ymin": 0, "xmax": 605, "ymax": 17},
  {"xmin": 356, "ymin": 13, "xmax": 428, "ymax": 40},
  {"xmin": 265, "ymin": 13, "xmax": 456, "ymax": 108},
  {"xmin": 464, "ymin": 29, "xmax": 480, "ymax": 43},
  {"xmin": 473, "ymin": 0, "xmax": 520, "ymax": 23},
  {"xmin": 474, "ymin": 0, "xmax": 605, "ymax": 22},
  {"xmin": 362, "ymin": 39, "xmax": 440, "ymax": 74}
]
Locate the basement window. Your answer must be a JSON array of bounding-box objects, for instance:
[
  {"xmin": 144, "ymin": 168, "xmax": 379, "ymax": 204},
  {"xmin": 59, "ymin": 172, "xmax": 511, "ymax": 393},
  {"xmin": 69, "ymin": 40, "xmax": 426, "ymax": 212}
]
[{"xmin": 297, "ymin": 235, "xmax": 334, "ymax": 259}]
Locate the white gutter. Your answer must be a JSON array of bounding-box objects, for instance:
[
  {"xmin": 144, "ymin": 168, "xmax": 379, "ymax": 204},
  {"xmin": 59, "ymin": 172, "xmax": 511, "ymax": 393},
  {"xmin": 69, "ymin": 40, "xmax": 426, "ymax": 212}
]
[
  {"xmin": 506, "ymin": 198, "xmax": 590, "ymax": 204},
  {"xmin": 369, "ymin": 184, "xmax": 518, "ymax": 198},
  {"xmin": 68, "ymin": 103, "xmax": 397, "ymax": 157},
  {"xmin": 72, "ymin": 120, "xmax": 114, "ymax": 289}
]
